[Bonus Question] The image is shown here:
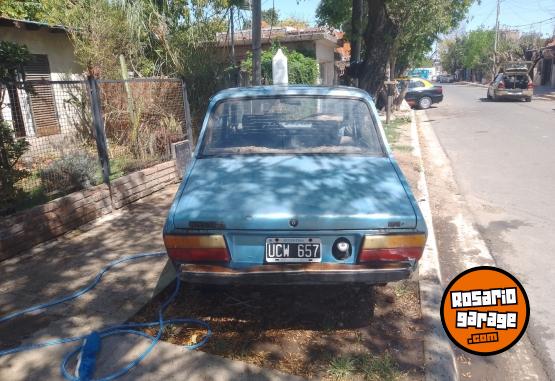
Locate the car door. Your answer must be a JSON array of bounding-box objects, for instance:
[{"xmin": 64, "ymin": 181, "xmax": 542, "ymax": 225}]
[{"xmin": 404, "ymin": 80, "xmax": 421, "ymax": 102}]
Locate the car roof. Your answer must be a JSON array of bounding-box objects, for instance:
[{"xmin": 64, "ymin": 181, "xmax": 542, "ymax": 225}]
[
  {"xmin": 210, "ymin": 85, "xmax": 373, "ymax": 103},
  {"xmin": 395, "ymin": 77, "xmax": 433, "ymax": 85}
]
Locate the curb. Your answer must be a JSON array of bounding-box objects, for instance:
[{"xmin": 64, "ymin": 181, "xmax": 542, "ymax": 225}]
[
  {"xmin": 453, "ymin": 81, "xmax": 488, "ymax": 88},
  {"xmin": 410, "ymin": 110, "xmax": 458, "ymax": 381}
]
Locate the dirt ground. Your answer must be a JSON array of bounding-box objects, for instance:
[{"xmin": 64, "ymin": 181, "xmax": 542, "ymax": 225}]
[{"xmin": 133, "ymin": 113, "xmax": 426, "ymax": 380}]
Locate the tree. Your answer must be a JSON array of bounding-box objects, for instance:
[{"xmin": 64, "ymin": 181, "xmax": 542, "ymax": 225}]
[
  {"xmin": 0, "ymin": 0, "xmax": 48, "ymax": 21},
  {"xmin": 316, "ymin": 0, "xmax": 473, "ymax": 95},
  {"xmin": 0, "ymin": 41, "xmax": 31, "ymax": 207},
  {"xmin": 262, "ymin": 8, "xmax": 279, "ymax": 25},
  {"xmin": 279, "ymin": 17, "xmax": 311, "ymax": 29},
  {"xmin": 440, "ymin": 36, "xmax": 465, "ymax": 74},
  {"xmin": 316, "ymin": 0, "xmax": 351, "ymax": 29}
]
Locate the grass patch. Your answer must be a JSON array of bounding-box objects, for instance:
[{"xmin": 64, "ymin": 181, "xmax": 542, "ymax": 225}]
[
  {"xmin": 383, "ymin": 116, "xmax": 410, "ymax": 144},
  {"xmin": 392, "ymin": 144, "xmax": 413, "ymax": 152},
  {"xmin": 393, "ymin": 281, "xmax": 412, "ymax": 298},
  {"xmin": 383, "ymin": 123, "xmax": 400, "ymax": 144},
  {"xmin": 358, "ymin": 352, "xmax": 401, "ymax": 381},
  {"xmin": 327, "ymin": 353, "xmax": 402, "ymax": 381},
  {"xmin": 327, "ymin": 356, "xmax": 357, "ymax": 380}
]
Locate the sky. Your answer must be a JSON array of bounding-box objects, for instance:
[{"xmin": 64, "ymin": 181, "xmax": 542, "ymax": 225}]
[
  {"xmin": 268, "ymin": 0, "xmax": 555, "ymax": 36},
  {"xmin": 464, "ymin": 0, "xmax": 555, "ymax": 36}
]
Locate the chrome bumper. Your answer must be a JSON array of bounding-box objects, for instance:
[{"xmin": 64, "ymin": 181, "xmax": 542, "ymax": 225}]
[{"xmin": 176, "ymin": 262, "xmax": 416, "ymax": 285}]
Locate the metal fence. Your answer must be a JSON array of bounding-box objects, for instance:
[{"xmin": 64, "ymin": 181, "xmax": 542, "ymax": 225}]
[{"xmin": 0, "ymin": 77, "xmax": 192, "ymax": 215}]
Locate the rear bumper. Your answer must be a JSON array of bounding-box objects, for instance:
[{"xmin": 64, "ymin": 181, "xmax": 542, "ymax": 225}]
[
  {"xmin": 495, "ymin": 90, "xmax": 532, "ymax": 98},
  {"xmin": 432, "ymin": 94, "xmax": 444, "ymax": 103},
  {"xmin": 176, "ymin": 262, "xmax": 416, "ymax": 285}
]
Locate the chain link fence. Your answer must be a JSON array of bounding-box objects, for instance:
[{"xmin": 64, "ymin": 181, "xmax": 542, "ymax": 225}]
[{"xmin": 0, "ymin": 78, "xmax": 192, "ymax": 215}]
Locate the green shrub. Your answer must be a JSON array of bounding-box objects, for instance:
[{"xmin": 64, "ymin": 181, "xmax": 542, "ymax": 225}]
[
  {"xmin": 39, "ymin": 152, "xmax": 99, "ymax": 193},
  {"xmin": 0, "ymin": 121, "xmax": 30, "ymax": 208}
]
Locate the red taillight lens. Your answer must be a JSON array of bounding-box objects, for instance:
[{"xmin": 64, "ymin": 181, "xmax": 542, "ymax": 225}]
[
  {"xmin": 498, "ymin": 82, "xmax": 505, "ymax": 89},
  {"xmin": 527, "ymin": 82, "xmax": 533, "ymax": 90},
  {"xmin": 163, "ymin": 235, "xmax": 230, "ymax": 262},
  {"xmin": 358, "ymin": 234, "xmax": 426, "ymax": 262}
]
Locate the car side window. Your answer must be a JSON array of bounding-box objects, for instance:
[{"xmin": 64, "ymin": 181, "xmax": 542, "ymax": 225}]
[{"xmin": 408, "ymin": 81, "xmax": 418, "ymax": 89}]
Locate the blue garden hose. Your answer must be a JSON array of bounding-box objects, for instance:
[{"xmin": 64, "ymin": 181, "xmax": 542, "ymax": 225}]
[{"xmin": 0, "ymin": 252, "xmax": 211, "ymax": 381}]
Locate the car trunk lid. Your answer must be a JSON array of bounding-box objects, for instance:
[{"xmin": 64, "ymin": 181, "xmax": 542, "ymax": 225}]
[{"xmin": 173, "ymin": 155, "xmax": 417, "ymax": 231}]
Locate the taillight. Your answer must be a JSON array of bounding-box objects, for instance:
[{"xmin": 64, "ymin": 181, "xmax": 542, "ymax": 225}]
[
  {"xmin": 358, "ymin": 234, "xmax": 426, "ymax": 262},
  {"xmin": 498, "ymin": 82, "xmax": 505, "ymax": 90},
  {"xmin": 163, "ymin": 235, "xmax": 230, "ymax": 262},
  {"xmin": 435, "ymin": 86, "xmax": 443, "ymax": 93},
  {"xmin": 527, "ymin": 82, "xmax": 533, "ymax": 90}
]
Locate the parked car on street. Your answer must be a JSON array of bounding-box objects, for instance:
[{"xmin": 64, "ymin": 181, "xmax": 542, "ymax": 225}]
[
  {"xmin": 163, "ymin": 86, "xmax": 427, "ymax": 286},
  {"xmin": 487, "ymin": 69, "xmax": 533, "ymax": 102},
  {"xmin": 398, "ymin": 77, "xmax": 443, "ymax": 109},
  {"xmin": 437, "ymin": 74, "xmax": 455, "ymax": 83}
]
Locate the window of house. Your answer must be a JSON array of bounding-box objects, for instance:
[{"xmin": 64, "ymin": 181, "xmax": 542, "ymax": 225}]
[{"xmin": 24, "ymin": 54, "xmax": 61, "ymax": 137}]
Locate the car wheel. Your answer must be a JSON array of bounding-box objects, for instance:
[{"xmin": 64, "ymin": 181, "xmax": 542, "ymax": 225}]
[
  {"xmin": 418, "ymin": 96, "xmax": 432, "ymax": 109},
  {"xmin": 525, "ymin": 97, "xmax": 532, "ymax": 102},
  {"xmin": 487, "ymin": 91, "xmax": 492, "ymax": 100}
]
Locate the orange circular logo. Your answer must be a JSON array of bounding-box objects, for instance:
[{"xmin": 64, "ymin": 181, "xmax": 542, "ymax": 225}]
[{"xmin": 440, "ymin": 266, "xmax": 529, "ymax": 355}]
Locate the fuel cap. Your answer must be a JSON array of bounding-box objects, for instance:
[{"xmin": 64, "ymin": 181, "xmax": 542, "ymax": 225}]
[{"xmin": 332, "ymin": 237, "xmax": 352, "ymax": 260}]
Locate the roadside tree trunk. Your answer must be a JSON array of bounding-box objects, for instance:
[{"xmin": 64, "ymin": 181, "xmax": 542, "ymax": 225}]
[
  {"xmin": 358, "ymin": 0, "xmax": 399, "ymax": 97},
  {"xmin": 393, "ymin": 80, "xmax": 408, "ymax": 111}
]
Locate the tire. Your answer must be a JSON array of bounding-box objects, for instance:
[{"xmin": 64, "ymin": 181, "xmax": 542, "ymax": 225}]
[
  {"xmin": 418, "ymin": 96, "xmax": 432, "ymax": 109},
  {"xmin": 487, "ymin": 91, "xmax": 492, "ymax": 100},
  {"xmin": 525, "ymin": 97, "xmax": 532, "ymax": 102}
]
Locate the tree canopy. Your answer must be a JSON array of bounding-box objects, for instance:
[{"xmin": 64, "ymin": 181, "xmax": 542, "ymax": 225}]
[
  {"xmin": 440, "ymin": 29, "xmax": 548, "ymax": 80},
  {"xmin": 316, "ymin": 0, "xmax": 473, "ymax": 95}
]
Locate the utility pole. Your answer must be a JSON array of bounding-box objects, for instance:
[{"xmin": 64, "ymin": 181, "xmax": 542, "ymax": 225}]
[
  {"xmin": 252, "ymin": 0, "xmax": 262, "ymax": 85},
  {"xmin": 493, "ymin": 0, "xmax": 500, "ymax": 77},
  {"xmin": 230, "ymin": 7, "xmax": 235, "ymax": 67},
  {"xmin": 351, "ymin": 0, "xmax": 363, "ymax": 87}
]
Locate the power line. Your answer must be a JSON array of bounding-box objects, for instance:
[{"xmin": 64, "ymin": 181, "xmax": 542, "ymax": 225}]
[{"xmin": 505, "ymin": 16, "xmax": 555, "ymax": 28}]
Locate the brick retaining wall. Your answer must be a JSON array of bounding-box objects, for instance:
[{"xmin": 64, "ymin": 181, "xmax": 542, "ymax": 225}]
[
  {"xmin": 0, "ymin": 160, "xmax": 179, "ymax": 261},
  {"xmin": 111, "ymin": 161, "xmax": 178, "ymax": 209}
]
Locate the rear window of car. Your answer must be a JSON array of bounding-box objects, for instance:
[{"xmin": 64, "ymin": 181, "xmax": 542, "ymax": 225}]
[
  {"xmin": 199, "ymin": 96, "xmax": 384, "ymax": 156},
  {"xmin": 502, "ymin": 73, "xmax": 530, "ymax": 88}
]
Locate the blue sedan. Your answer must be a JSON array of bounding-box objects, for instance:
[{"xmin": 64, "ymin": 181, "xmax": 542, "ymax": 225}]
[{"xmin": 163, "ymin": 86, "xmax": 427, "ymax": 285}]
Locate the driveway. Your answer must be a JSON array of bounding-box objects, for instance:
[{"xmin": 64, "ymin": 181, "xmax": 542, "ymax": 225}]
[
  {"xmin": 0, "ymin": 184, "xmax": 300, "ymax": 381},
  {"xmin": 424, "ymin": 84, "xmax": 555, "ymax": 378}
]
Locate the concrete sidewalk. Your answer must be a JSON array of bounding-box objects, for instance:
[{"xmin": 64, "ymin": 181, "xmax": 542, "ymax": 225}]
[{"xmin": 0, "ymin": 184, "xmax": 301, "ymax": 381}]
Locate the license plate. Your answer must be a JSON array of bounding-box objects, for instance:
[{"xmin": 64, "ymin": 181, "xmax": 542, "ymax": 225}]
[{"xmin": 265, "ymin": 238, "xmax": 322, "ymax": 263}]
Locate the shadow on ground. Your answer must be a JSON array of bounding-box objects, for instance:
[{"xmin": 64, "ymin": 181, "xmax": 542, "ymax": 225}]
[{"xmin": 134, "ymin": 281, "xmax": 425, "ymax": 380}]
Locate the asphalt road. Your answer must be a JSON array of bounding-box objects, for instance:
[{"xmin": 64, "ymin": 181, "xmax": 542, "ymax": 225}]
[{"xmin": 425, "ymin": 84, "xmax": 555, "ymax": 378}]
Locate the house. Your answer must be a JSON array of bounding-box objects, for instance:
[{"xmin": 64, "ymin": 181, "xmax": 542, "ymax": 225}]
[
  {"xmin": 216, "ymin": 27, "xmax": 342, "ymax": 85},
  {"xmin": 0, "ymin": 17, "xmax": 83, "ymax": 139},
  {"xmin": 539, "ymin": 39, "xmax": 555, "ymax": 88}
]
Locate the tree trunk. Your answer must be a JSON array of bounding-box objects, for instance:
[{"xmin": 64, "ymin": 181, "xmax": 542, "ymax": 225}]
[
  {"xmin": 393, "ymin": 80, "xmax": 408, "ymax": 110},
  {"xmin": 358, "ymin": 0, "xmax": 398, "ymax": 97}
]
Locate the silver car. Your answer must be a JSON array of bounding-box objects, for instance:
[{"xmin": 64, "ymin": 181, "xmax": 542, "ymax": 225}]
[{"xmin": 487, "ymin": 70, "xmax": 533, "ymax": 102}]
